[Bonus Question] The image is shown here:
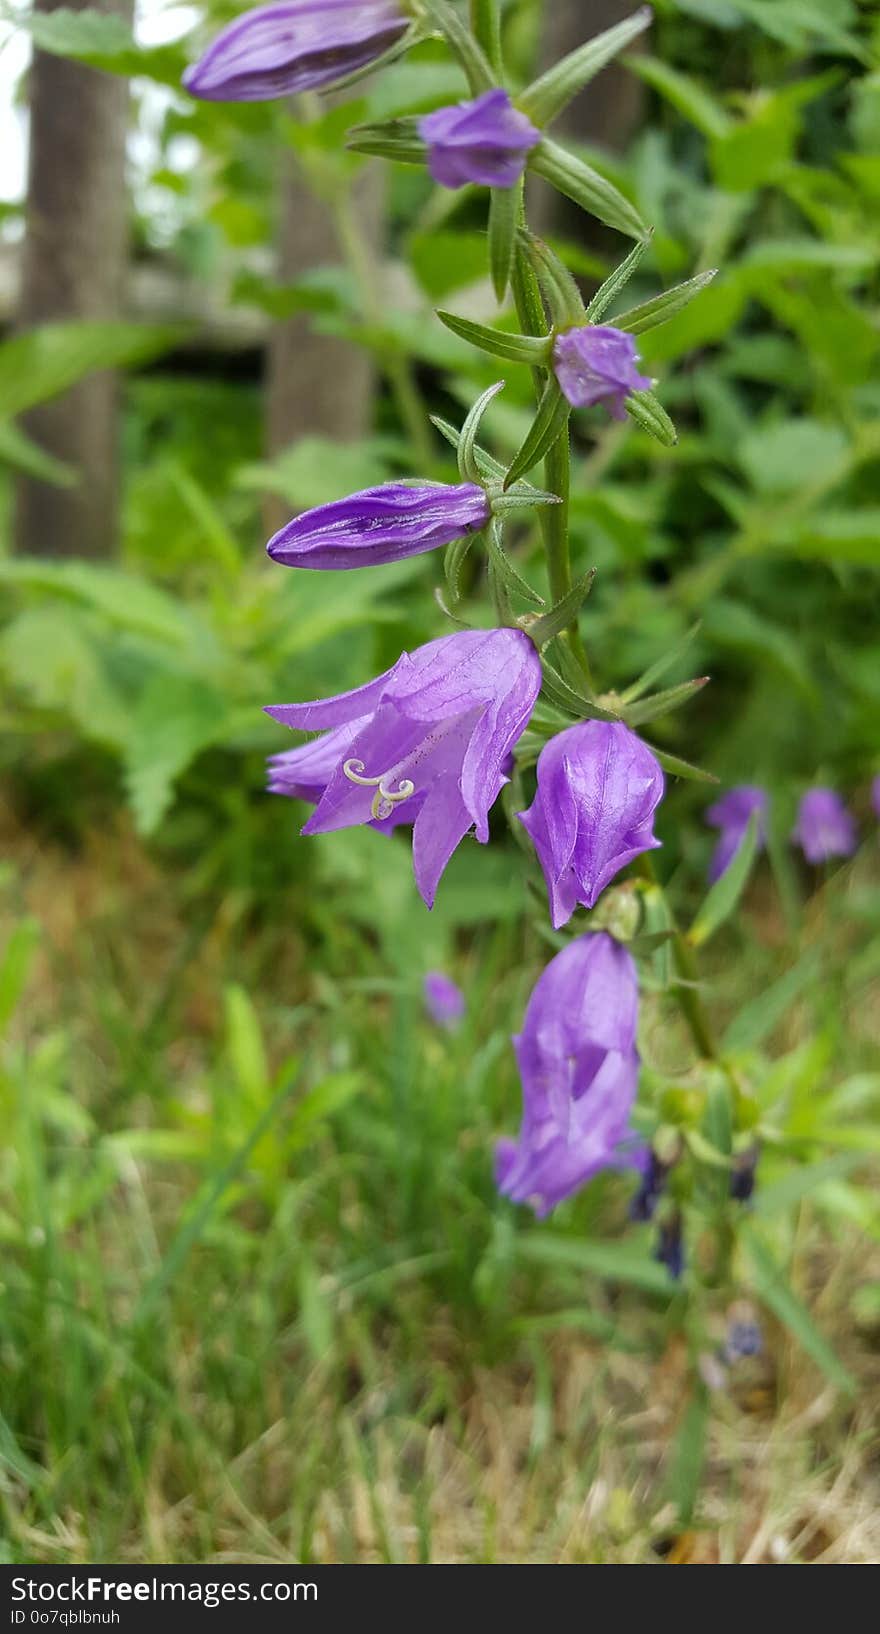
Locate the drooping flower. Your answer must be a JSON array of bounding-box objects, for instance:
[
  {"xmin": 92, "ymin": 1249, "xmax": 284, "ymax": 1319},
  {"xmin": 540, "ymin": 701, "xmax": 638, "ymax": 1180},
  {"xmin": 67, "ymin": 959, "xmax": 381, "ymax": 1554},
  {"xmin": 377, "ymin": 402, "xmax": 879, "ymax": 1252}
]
[
  {"xmin": 705, "ymin": 785, "xmax": 768, "ymax": 883},
  {"xmin": 266, "ymin": 480, "xmax": 489, "ymax": 570},
  {"xmin": 553, "ymin": 325, "xmax": 652, "ymax": 420},
  {"xmin": 418, "ymin": 88, "xmax": 541, "ymax": 190},
  {"xmin": 424, "ymin": 971, "xmax": 465, "ymax": 1029},
  {"xmin": 265, "ymin": 628, "xmax": 542, "ymax": 908},
  {"xmin": 792, "ymin": 787, "xmax": 857, "ymax": 863},
  {"xmin": 182, "ymin": 0, "xmax": 409, "ymax": 103},
  {"xmin": 518, "ymin": 721, "xmax": 664, "ymax": 929},
  {"xmin": 495, "ymin": 932, "xmax": 640, "ymax": 1217}
]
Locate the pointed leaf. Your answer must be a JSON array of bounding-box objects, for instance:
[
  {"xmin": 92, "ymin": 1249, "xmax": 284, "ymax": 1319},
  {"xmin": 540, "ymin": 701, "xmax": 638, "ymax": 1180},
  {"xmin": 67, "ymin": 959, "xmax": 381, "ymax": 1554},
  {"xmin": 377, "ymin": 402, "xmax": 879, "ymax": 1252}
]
[
  {"xmin": 540, "ymin": 661, "xmax": 619, "ymax": 723},
  {"xmin": 519, "ymin": 7, "xmax": 654, "ymax": 128},
  {"xmin": 458, "ymin": 380, "xmax": 505, "ymax": 482},
  {"xmin": 529, "ymin": 137, "xmax": 649, "ymax": 242},
  {"xmin": 625, "ymin": 387, "xmax": 677, "ymax": 446},
  {"xmin": 646, "ymin": 745, "xmax": 718, "ymax": 785},
  {"xmin": 624, "ymin": 676, "xmax": 709, "ymax": 728},
  {"xmin": 345, "ymin": 116, "xmax": 426, "ymax": 163},
  {"xmin": 425, "ymin": 1, "xmax": 495, "ymax": 94},
  {"xmin": 436, "ymin": 310, "xmax": 552, "ymax": 366},
  {"xmin": 621, "ymin": 623, "xmax": 702, "ymax": 704},
  {"xmin": 614, "ymin": 269, "xmax": 718, "ymax": 335},
  {"xmin": 689, "ymin": 814, "xmax": 759, "ymax": 947},
  {"xmin": 585, "ymin": 237, "xmax": 653, "ymax": 323},
  {"xmin": 486, "ymin": 521, "xmax": 544, "ymax": 607},
  {"xmin": 488, "ymin": 184, "xmax": 519, "ymax": 302},
  {"xmin": 521, "ymin": 569, "xmax": 596, "ymax": 648},
  {"xmin": 504, "ymin": 376, "xmax": 571, "ymax": 489}
]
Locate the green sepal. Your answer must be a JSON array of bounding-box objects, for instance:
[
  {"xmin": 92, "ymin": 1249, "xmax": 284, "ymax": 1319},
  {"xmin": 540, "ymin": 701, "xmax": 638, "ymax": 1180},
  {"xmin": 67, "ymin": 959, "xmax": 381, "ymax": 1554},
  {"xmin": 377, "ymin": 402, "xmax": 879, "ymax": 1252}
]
[
  {"xmin": 436, "ymin": 309, "xmax": 553, "ymax": 366},
  {"xmin": 529, "ymin": 137, "xmax": 649, "ymax": 242},
  {"xmin": 585, "ymin": 237, "xmax": 653, "ymax": 323},
  {"xmin": 488, "ymin": 183, "xmax": 520, "ymax": 302},
  {"xmin": 518, "ymin": 8, "xmax": 653, "ymax": 129},
  {"xmin": 443, "ymin": 531, "xmax": 479, "ymax": 607},
  {"xmin": 345, "ymin": 116, "xmax": 426, "ymax": 164},
  {"xmin": 621, "ymin": 623, "xmax": 702, "ymax": 705},
  {"xmin": 485, "ymin": 520, "xmax": 544, "ymax": 608},
  {"xmin": 614, "ymin": 269, "xmax": 718, "ymax": 336},
  {"xmin": 457, "ymin": 380, "xmax": 505, "ymax": 482},
  {"xmin": 434, "ymin": 585, "xmax": 474, "ymax": 628},
  {"xmin": 539, "ymin": 661, "xmax": 619, "ymax": 722},
  {"xmin": 625, "ymin": 388, "xmax": 677, "ymax": 446},
  {"xmin": 624, "ymin": 677, "xmax": 709, "ymax": 728},
  {"xmin": 519, "ymin": 229, "xmax": 585, "ymax": 327},
  {"xmin": 504, "ymin": 376, "xmax": 571, "ymax": 489},
  {"xmin": 518, "ymin": 569, "xmax": 596, "ymax": 649},
  {"xmin": 645, "ymin": 745, "xmax": 719, "ymax": 785},
  {"xmin": 431, "ymin": 414, "xmax": 505, "ymax": 480}
]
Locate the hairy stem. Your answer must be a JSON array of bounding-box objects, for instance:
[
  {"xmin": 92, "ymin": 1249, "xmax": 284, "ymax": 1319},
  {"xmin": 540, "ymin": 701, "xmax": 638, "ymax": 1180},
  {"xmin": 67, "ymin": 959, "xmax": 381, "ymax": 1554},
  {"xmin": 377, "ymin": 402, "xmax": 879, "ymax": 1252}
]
[{"xmin": 469, "ymin": 0, "xmax": 503, "ymax": 76}]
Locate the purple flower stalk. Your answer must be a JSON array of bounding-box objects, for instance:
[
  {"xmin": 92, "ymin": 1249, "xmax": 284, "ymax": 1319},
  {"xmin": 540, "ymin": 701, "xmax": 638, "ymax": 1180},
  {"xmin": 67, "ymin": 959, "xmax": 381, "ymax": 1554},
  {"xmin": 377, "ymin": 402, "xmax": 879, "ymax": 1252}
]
[
  {"xmin": 265, "ymin": 628, "xmax": 542, "ymax": 908},
  {"xmin": 418, "ymin": 89, "xmax": 541, "ymax": 190},
  {"xmin": 182, "ymin": 0, "xmax": 409, "ymax": 103},
  {"xmin": 424, "ymin": 971, "xmax": 465, "ymax": 1029},
  {"xmin": 518, "ymin": 721, "xmax": 664, "ymax": 928},
  {"xmin": 792, "ymin": 787, "xmax": 857, "ymax": 863},
  {"xmin": 495, "ymin": 932, "xmax": 640, "ymax": 1217},
  {"xmin": 553, "ymin": 325, "xmax": 652, "ymax": 420},
  {"xmin": 266, "ymin": 481, "xmax": 489, "ymax": 570},
  {"xmin": 705, "ymin": 785, "xmax": 768, "ymax": 883}
]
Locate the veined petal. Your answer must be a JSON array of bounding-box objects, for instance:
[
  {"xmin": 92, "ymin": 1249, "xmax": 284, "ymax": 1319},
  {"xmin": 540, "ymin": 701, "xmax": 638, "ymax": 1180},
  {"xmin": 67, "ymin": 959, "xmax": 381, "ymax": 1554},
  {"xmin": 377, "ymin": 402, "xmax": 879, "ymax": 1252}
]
[
  {"xmin": 183, "ymin": 0, "xmax": 409, "ymax": 103},
  {"xmin": 264, "ymin": 654, "xmax": 409, "ymax": 732}
]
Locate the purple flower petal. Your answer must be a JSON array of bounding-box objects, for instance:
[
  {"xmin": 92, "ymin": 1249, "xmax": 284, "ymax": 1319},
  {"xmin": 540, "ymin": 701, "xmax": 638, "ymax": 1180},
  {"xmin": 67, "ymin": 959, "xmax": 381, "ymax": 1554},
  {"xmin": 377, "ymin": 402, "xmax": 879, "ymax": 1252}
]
[
  {"xmin": 183, "ymin": 0, "xmax": 409, "ymax": 103},
  {"xmin": 496, "ymin": 933, "xmax": 640, "ymax": 1216},
  {"xmin": 792, "ymin": 787, "xmax": 857, "ymax": 863},
  {"xmin": 265, "ymin": 629, "xmax": 542, "ymax": 908},
  {"xmin": 519, "ymin": 721, "xmax": 664, "ymax": 928},
  {"xmin": 424, "ymin": 971, "xmax": 465, "ymax": 1028},
  {"xmin": 418, "ymin": 88, "xmax": 541, "ymax": 190},
  {"xmin": 553, "ymin": 325, "xmax": 652, "ymax": 419},
  {"xmin": 705, "ymin": 784, "xmax": 768, "ymax": 883},
  {"xmin": 267, "ymin": 481, "xmax": 490, "ymax": 570},
  {"xmin": 871, "ymin": 775, "xmax": 880, "ymax": 820}
]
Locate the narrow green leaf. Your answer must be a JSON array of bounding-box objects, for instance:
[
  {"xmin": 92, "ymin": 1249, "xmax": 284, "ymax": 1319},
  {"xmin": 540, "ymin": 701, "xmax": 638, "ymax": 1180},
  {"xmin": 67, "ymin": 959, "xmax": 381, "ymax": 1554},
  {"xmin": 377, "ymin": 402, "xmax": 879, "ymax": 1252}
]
[
  {"xmin": 646, "ymin": 745, "xmax": 719, "ymax": 785},
  {"xmin": 488, "ymin": 184, "xmax": 519, "ymax": 302},
  {"xmin": 503, "ymin": 376, "xmax": 571, "ymax": 489},
  {"xmin": 344, "ymin": 116, "xmax": 426, "ymax": 163},
  {"xmin": 486, "ymin": 521, "xmax": 544, "ymax": 607},
  {"xmin": 585, "ymin": 237, "xmax": 653, "ymax": 322},
  {"xmin": 458, "ymin": 380, "xmax": 505, "ymax": 482},
  {"xmin": 0, "ymin": 419, "xmax": 76, "ymax": 485},
  {"xmin": 521, "ymin": 570, "xmax": 596, "ymax": 648},
  {"xmin": 425, "ymin": 1, "xmax": 495, "ymax": 94},
  {"xmin": 540, "ymin": 662, "xmax": 619, "ymax": 723},
  {"xmin": 614, "ymin": 269, "xmax": 719, "ymax": 335},
  {"xmin": 519, "ymin": 7, "xmax": 654, "ymax": 128},
  {"xmin": 624, "ymin": 676, "xmax": 709, "ymax": 728},
  {"xmin": 743, "ymin": 1227, "xmax": 856, "ymax": 1396},
  {"xmin": 665, "ymin": 1388, "xmax": 710, "ymax": 1525},
  {"xmin": 431, "ymin": 414, "xmax": 505, "ymax": 480},
  {"xmin": 689, "ymin": 813, "xmax": 759, "ymax": 947},
  {"xmin": 0, "ymin": 321, "xmax": 187, "ymax": 419},
  {"xmin": 436, "ymin": 310, "xmax": 552, "ymax": 366},
  {"xmin": 520, "ymin": 228, "xmax": 587, "ymax": 326},
  {"xmin": 625, "ymin": 388, "xmax": 677, "ymax": 446},
  {"xmin": 621, "ymin": 623, "xmax": 702, "ymax": 704},
  {"xmin": 517, "ymin": 1233, "xmax": 673, "ymax": 1295},
  {"xmin": 530, "ymin": 137, "xmax": 649, "ymax": 242}
]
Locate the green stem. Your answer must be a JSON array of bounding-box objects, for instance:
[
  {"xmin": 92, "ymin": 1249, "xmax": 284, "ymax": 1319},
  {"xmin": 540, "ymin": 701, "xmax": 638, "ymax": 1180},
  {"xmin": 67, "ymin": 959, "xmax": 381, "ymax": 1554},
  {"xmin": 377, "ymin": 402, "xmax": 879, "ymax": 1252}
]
[
  {"xmin": 469, "ymin": 0, "xmax": 503, "ymax": 76},
  {"xmin": 639, "ymin": 854, "xmax": 720, "ymax": 1064}
]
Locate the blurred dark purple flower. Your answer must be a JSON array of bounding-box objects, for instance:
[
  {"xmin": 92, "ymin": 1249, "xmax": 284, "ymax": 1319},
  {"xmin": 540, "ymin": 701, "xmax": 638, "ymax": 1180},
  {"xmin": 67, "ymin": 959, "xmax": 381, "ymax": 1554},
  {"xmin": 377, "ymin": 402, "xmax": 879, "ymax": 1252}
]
[
  {"xmin": 724, "ymin": 1319, "xmax": 762, "ymax": 1362},
  {"xmin": 265, "ymin": 628, "xmax": 542, "ymax": 908},
  {"xmin": 730, "ymin": 1145, "xmax": 759, "ymax": 1204},
  {"xmin": 654, "ymin": 1213, "xmax": 685, "ymax": 1280},
  {"xmin": 424, "ymin": 971, "xmax": 465, "ymax": 1029},
  {"xmin": 553, "ymin": 325, "xmax": 652, "ymax": 420},
  {"xmin": 518, "ymin": 721, "xmax": 664, "ymax": 928},
  {"xmin": 182, "ymin": 0, "xmax": 409, "ymax": 102},
  {"xmin": 267, "ymin": 481, "xmax": 489, "ymax": 570},
  {"xmin": 418, "ymin": 89, "xmax": 541, "ymax": 189},
  {"xmin": 792, "ymin": 787, "xmax": 857, "ymax": 863},
  {"xmin": 705, "ymin": 785, "xmax": 768, "ymax": 883},
  {"xmin": 629, "ymin": 1148, "xmax": 668, "ymax": 1224},
  {"xmin": 495, "ymin": 932, "xmax": 640, "ymax": 1217}
]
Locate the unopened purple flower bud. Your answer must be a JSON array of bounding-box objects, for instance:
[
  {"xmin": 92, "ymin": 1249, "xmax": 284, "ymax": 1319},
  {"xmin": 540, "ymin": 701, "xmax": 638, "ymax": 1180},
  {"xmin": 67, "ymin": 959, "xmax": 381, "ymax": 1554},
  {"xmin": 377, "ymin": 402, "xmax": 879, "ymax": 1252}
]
[
  {"xmin": 266, "ymin": 481, "xmax": 489, "ymax": 570},
  {"xmin": 553, "ymin": 325, "xmax": 652, "ymax": 420},
  {"xmin": 519, "ymin": 721, "xmax": 664, "ymax": 929},
  {"xmin": 418, "ymin": 89, "xmax": 541, "ymax": 190},
  {"xmin": 183, "ymin": 0, "xmax": 409, "ymax": 103},
  {"xmin": 654, "ymin": 1212, "xmax": 685, "ymax": 1280},
  {"xmin": 705, "ymin": 785, "xmax": 768, "ymax": 883},
  {"xmin": 730, "ymin": 1146, "xmax": 759, "ymax": 1204},
  {"xmin": 265, "ymin": 628, "xmax": 541, "ymax": 909},
  {"xmin": 496, "ymin": 932, "xmax": 641, "ymax": 1216},
  {"xmin": 629, "ymin": 1148, "xmax": 668, "ymax": 1223},
  {"xmin": 424, "ymin": 971, "xmax": 465, "ymax": 1029},
  {"xmin": 792, "ymin": 787, "xmax": 857, "ymax": 864}
]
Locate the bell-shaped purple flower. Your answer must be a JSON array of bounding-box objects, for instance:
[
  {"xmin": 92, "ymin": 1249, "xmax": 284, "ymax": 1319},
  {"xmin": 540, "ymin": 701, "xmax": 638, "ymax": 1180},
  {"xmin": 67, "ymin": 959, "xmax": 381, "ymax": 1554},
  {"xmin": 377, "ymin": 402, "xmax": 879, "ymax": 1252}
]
[
  {"xmin": 705, "ymin": 785, "xmax": 768, "ymax": 883},
  {"xmin": 518, "ymin": 721, "xmax": 664, "ymax": 929},
  {"xmin": 495, "ymin": 932, "xmax": 640, "ymax": 1217},
  {"xmin": 553, "ymin": 325, "xmax": 652, "ymax": 420},
  {"xmin": 182, "ymin": 0, "xmax": 409, "ymax": 103},
  {"xmin": 265, "ymin": 628, "xmax": 542, "ymax": 908},
  {"xmin": 792, "ymin": 787, "xmax": 857, "ymax": 863},
  {"xmin": 424, "ymin": 971, "xmax": 465, "ymax": 1029},
  {"xmin": 418, "ymin": 89, "xmax": 541, "ymax": 190},
  {"xmin": 266, "ymin": 480, "xmax": 489, "ymax": 570}
]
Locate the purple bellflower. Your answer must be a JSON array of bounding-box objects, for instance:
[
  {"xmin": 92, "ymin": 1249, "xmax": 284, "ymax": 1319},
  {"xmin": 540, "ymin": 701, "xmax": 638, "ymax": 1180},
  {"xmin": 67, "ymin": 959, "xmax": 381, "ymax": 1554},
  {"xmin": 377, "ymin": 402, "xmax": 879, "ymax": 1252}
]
[
  {"xmin": 266, "ymin": 480, "xmax": 489, "ymax": 570},
  {"xmin": 553, "ymin": 325, "xmax": 652, "ymax": 420},
  {"xmin": 265, "ymin": 628, "xmax": 542, "ymax": 908},
  {"xmin": 792, "ymin": 787, "xmax": 857, "ymax": 863},
  {"xmin": 418, "ymin": 89, "xmax": 541, "ymax": 190},
  {"xmin": 872, "ymin": 775, "xmax": 880, "ymax": 820},
  {"xmin": 518, "ymin": 721, "xmax": 664, "ymax": 929},
  {"xmin": 495, "ymin": 932, "xmax": 641, "ymax": 1217},
  {"xmin": 424, "ymin": 971, "xmax": 465, "ymax": 1029},
  {"xmin": 705, "ymin": 785, "xmax": 768, "ymax": 883},
  {"xmin": 182, "ymin": 0, "xmax": 409, "ymax": 103}
]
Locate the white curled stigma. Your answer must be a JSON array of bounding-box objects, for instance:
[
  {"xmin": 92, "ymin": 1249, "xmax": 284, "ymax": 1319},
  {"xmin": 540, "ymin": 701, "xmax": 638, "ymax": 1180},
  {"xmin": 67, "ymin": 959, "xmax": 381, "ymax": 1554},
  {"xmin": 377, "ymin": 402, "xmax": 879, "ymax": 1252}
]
[{"xmin": 343, "ymin": 758, "xmax": 415, "ymax": 821}]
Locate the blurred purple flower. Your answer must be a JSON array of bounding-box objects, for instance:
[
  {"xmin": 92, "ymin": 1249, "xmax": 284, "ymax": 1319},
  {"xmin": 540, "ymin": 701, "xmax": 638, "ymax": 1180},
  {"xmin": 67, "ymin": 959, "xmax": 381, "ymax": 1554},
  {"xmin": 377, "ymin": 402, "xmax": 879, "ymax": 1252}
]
[
  {"xmin": 495, "ymin": 932, "xmax": 640, "ymax": 1217},
  {"xmin": 418, "ymin": 89, "xmax": 541, "ymax": 189},
  {"xmin": 872, "ymin": 775, "xmax": 880, "ymax": 819},
  {"xmin": 655, "ymin": 1213, "xmax": 685, "ymax": 1280},
  {"xmin": 518, "ymin": 721, "xmax": 664, "ymax": 928},
  {"xmin": 553, "ymin": 325, "xmax": 652, "ymax": 420},
  {"xmin": 424, "ymin": 971, "xmax": 465, "ymax": 1029},
  {"xmin": 267, "ymin": 481, "xmax": 489, "ymax": 570},
  {"xmin": 182, "ymin": 0, "xmax": 409, "ymax": 102},
  {"xmin": 629, "ymin": 1148, "xmax": 668, "ymax": 1223},
  {"xmin": 265, "ymin": 628, "xmax": 542, "ymax": 908},
  {"xmin": 792, "ymin": 787, "xmax": 857, "ymax": 863},
  {"xmin": 705, "ymin": 784, "xmax": 768, "ymax": 883}
]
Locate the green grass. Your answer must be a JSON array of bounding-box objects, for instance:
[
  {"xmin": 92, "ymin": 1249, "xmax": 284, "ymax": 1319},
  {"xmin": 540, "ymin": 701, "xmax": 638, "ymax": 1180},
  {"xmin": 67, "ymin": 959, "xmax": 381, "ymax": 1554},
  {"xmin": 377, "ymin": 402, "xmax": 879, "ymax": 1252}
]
[{"xmin": 1, "ymin": 793, "xmax": 878, "ymax": 1565}]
